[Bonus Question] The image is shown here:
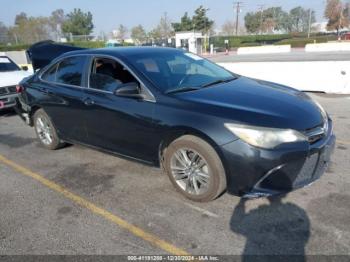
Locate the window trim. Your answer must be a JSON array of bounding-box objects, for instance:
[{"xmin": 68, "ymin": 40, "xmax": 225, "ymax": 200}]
[
  {"xmin": 41, "ymin": 63, "xmax": 59, "ymax": 82},
  {"xmin": 39, "ymin": 53, "xmax": 156, "ymax": 103}
]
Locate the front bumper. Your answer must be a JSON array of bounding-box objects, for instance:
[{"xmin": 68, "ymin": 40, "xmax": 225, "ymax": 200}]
[
  {"xmin": 0, "ymin": 93, "xmax": 17, "ymax": 110},
  {"xmin": 221, "ymin": 120, "xmax": 336, "ymax": 197}
]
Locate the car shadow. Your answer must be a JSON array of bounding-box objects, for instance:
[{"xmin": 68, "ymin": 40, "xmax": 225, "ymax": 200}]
[
  {"xmin": 0, "ymin": 109, "xmax": 16, "ymax": 118},
  {"xmin": 230, "ymin": 194, "xmax": 310, "ymax": 261}
]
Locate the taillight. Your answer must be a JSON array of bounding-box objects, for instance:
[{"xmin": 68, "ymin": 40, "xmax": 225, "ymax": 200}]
[{"xmin": 16, "ymin": 85, "xmax": 24, "ymax": 93}]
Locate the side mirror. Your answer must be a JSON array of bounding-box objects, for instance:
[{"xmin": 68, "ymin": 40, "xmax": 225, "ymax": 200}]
[
  {"xmin": 114, "ymin": 82, "xmax": 144, "ymax": 99},
  {"xmin": 21, "ymin": 66, "xmax": 28, "ymax": 71}
]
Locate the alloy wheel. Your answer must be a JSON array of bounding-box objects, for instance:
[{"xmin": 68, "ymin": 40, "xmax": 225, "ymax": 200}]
[
  {"xmin": 36, "ymin": 116, "xmax": 53, "ymax": 145},
  {"xmin": 170, "ymin": 148, "xmax": 211, "ymax": 195}
]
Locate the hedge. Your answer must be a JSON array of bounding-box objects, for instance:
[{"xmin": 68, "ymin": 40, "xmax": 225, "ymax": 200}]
[
  {"xmin": 0, "ymin": 44, "xmax": 31, "ymax": 52},
  {"xmin": 210, "ymin": 34, "xmax": 291, "ymax": 48},
  {"xmin": 274, "ymin": 35, "xmax": 338, "ymax": 48},
  {"xmin": 0, "ymin": 34, "xmax": 338, "ymax": 52}
]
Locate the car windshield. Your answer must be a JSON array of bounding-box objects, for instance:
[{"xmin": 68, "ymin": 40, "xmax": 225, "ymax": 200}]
[
  {"xmin": 126, "ymin": 51, "xmax": 237, "ymax": 93},
  {"xmin": 0, "ymin": 56, "xmax": 21, "ymax": 72}
]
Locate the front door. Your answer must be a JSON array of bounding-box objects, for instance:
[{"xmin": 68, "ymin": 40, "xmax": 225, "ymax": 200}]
[{"xmin": 82, "ymin": 57, "xmax": 158, "ymax": 162}]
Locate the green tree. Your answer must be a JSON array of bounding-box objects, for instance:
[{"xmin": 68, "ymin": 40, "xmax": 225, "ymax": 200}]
[
  {"xmin": 244, "ymin": 6, "xmax": 314, "ymax": 34},
  {"xmin": 62, "ymin": 8, "xmax": 94, "ymax": 36},
  {"xmin": 172, "ymin": 12, "xmax": 193, "ymax": 32},
  {"xmin": 325, "ymin": 0, "xmax": 349, "ymax": 34},
  {"xmin": 289, "ymin": 6, "xmax": 316, "ymax": 33},
  {"xmin": 131, "ymin": 25, "xmax": 147, "ymax": 45},
  {"xmin": 244, "ymin": 12, "xmax": 261, "ymax": 33},
  {"xmin": 263, "ymin": 7, "xmax": 289, "ymax": 32},
  {"xmin": 192, "ymin": 6, "xmax": 214, "ymax": 32}
]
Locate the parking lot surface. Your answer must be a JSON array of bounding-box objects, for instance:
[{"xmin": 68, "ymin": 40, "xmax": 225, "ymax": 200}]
[{"xmin": 0, "ymin": 94, "xmax": 349, "ymax": 256}]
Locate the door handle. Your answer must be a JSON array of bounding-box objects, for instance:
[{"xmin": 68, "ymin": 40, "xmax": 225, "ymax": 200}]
[{"xmin": 83, "ymin": 97, "xmax": 95, "ymax": 106}]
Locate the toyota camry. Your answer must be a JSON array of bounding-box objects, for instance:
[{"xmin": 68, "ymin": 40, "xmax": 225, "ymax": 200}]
[{"xmin": 15, "ymin": 41, "xmax": 335, "ymax": 202}]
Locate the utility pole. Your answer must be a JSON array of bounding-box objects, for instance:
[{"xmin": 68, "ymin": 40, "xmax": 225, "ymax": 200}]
[
  {"xmin": 258, "ymin": 5, "xmax": 265, "ymax": 35},
  {"xmin": 307, "ymin": 9, "xmax": 312, "ymax": 39},
  {"xmin": 234, "ymin": 2, "xmax": 243, "ymax": 35},
  {"xmin": 338, "ymin": 3, "xmax": 345, "ymax": 37}
]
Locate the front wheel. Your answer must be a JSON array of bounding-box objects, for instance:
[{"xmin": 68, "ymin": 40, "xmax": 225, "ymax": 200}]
[
  {"xmin": 163, "ymin": 135, "xmax": 227, "ymax": 202},
  {"xmin": 33, "ymin": 109, "xmax": 65, "ymax": 150}
]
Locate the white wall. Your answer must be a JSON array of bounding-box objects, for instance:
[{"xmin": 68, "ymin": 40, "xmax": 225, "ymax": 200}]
[
  {"xmin": 237, "ymin": 45, "xmax": 291, "ymax": 55},
  {"xmin": 305, "ymin": 42, "xmax": 350, "ymax": 52},
  {"xmin": 219, "ymin": 62, "xmax": 350, "ymax": 94}
]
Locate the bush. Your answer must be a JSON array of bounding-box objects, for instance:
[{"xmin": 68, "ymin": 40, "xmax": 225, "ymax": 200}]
[
  {"xmin": 210, "ymin": 34, "xmax": 291, "ymax": 48},
  {"xmin": 275, "ymin": 35, "xmax": 338, "ymax": 48},
  {"xmin": 0, "ymin": 44, "xmax": 31, "ymax": 52},
  {"xmin": 68, "ymin": 41, "xmax": 105, "ymax": 49},
  {"xmin": 0, "ymin": 41, "xmax": 106, "ymax": 52}
]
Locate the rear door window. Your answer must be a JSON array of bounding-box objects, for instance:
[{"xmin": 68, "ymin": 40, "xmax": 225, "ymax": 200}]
[
  {"xmin": 41, "ymin": 64, "xmax": 58, "ymax": 82},
  {"xmin": 56, "ymin": 56, "xmax": 87, "ymax": 86}
]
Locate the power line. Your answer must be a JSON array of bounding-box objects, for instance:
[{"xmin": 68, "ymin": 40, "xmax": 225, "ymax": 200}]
[{"xmin": 233, "ymin": 2, "xmax": 244, "ymax": 35}]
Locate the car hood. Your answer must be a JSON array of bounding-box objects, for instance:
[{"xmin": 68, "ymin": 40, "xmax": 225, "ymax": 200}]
[
  {"xmin": 175, "ymin": 77, "xmax": 324, "ymax": 131},
  {"xmin": 0, "ymin": 70, "xmax": 32, "ymax": 87}
]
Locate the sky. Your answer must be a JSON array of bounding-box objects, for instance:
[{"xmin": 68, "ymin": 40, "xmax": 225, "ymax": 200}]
[{"xmin": 0, "ymin": 0, "xmax": 328, "ymax": 34}]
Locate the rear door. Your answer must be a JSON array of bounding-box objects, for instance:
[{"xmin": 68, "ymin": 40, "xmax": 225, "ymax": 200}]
[{"xmin": 36, "ymin": 55, "xmax": 89, "ymax": 142}]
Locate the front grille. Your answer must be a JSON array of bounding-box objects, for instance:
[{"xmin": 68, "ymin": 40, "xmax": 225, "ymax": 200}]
[
  {"xmin": 8, "ymin": 86, "xmax": 16, "ymax": 93},
  {"xmin": 0, "ymin": 88, "xmax": 7, "ymax": 95},
  {"xmin": 305, "ymin": 123, "xmax": 327, "ymax": 144},
  {"xmin": 0, "ymin": 85, "xmax": 16, "ymax": 96}
]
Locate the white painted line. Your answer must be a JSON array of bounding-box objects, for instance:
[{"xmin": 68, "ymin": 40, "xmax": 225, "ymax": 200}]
[{"xmin": 182, "ymin": 202, "xmax": 219, "ymax": 218}]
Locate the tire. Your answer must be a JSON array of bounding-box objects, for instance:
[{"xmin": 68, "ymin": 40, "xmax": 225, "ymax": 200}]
[
  {"xmin": 163, "ymin": 135, "xmax": 227, "ymax": 202},
  {"xmin": 33, "ymin": 109, "xmax": 65, "ymax": 150}
]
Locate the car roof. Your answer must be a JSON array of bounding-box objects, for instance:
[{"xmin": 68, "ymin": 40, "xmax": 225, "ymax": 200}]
[{"xmin": 61, "ymin": 46, "xmax": 185, "ymax": 58}]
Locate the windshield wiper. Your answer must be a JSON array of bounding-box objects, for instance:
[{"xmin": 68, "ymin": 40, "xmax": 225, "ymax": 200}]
[
  {"xmin": 165, "ymin": 77, "xmax": 239, "ymax": 94},
  {"xmin": 201, "ymin": 77, "xmax": 238, "ymax": 88},
  {"xmin": 165, "ymin": 86, "xmax": 201, "ymax": 94}
]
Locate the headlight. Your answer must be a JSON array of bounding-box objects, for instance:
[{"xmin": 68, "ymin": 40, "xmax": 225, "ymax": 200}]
[
  {"xmin": 225, "ymin": 123, "xmax": 307, "ymax": 149},
  {"xmin": 313, "ymin": 100, "xmax": 327, "ymax": 119},
  {"xmin": 313, "ymin": 100, "xmax": 329, "ymax": 131}
]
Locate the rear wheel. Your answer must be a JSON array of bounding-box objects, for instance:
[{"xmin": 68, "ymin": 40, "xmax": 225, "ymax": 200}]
[
  {"xmin": 163, "ymin": 135, "xmax": 227, "ymax": 202},
  {"xmin": 33, "ymin": 109, "xmax": 65, "ymax": 150}
]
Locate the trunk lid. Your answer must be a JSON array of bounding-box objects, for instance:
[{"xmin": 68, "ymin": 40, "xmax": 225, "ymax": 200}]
[{"xmin": 27, "ymin": 40, "xmax": 85, "ymax": 71}]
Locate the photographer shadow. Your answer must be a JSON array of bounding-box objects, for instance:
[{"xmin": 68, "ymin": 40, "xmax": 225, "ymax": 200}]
[{"xmin": 230, "ymin": 195, "xmax": 310, "ymax": 262}]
